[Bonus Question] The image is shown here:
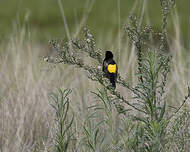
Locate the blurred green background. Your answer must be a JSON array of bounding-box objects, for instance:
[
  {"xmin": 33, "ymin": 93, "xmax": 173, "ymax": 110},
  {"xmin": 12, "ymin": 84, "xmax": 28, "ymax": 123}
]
[{"xmin": 0, "ymin": 0, "xmax": 189, "ymax": 45}]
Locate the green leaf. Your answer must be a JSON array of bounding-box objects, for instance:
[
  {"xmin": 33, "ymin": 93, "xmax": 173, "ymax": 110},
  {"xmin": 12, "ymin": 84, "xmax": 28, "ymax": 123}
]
[{"xmin": 158, "ymin": 101, "xmax": 166, "ymax": 122}]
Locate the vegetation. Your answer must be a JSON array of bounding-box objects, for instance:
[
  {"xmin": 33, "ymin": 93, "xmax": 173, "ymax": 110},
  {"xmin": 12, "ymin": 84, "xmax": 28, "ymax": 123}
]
[
  {"xmin": 0, "ymin": 0, "xmax": 190, "ymax": 151},
  {"xmin": 0, "ymin": 0, "xmax": 190, "ymax": 44}
]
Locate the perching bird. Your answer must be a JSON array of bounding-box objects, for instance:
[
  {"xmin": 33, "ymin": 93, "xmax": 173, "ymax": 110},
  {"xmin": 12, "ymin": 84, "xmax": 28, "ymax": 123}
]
[{"xmin": 102, "ymin": 51, "xmax": 118, "ymax": 89}]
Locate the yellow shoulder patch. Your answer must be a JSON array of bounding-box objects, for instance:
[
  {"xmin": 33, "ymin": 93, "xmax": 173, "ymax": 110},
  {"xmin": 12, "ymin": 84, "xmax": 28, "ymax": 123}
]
[{"xmin": 107, "ymin": 64, "xmax": 117, "ymax": 73}]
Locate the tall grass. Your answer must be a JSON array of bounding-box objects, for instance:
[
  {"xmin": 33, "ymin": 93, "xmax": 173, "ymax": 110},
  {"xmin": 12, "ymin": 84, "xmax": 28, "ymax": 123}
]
[{"xmin": 0, "ymin": 1, "xmax": 190, "ymax": 151}]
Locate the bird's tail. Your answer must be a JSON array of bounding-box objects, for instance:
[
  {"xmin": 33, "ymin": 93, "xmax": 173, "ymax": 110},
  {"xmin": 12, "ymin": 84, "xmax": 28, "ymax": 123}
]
[{"xmin": 110, "ymin": 75, "xmax": 116, "ymax": 89}]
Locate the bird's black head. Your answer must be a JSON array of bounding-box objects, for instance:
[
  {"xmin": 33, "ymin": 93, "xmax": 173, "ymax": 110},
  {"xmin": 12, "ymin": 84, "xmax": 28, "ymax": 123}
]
[{"xmin": 105, "ymin": 51, "xmax": 113, "ymax": 59}]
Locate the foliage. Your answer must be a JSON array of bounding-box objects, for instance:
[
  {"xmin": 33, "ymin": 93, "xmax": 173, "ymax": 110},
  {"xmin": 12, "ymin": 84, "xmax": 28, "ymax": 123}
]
[
  {"xmin": 45, "ymin": 0, "xmax": 190, "ymax": 151},
  {"xmin": 49, "ymin": 88, "xmax": 74, "ymax": 152}
]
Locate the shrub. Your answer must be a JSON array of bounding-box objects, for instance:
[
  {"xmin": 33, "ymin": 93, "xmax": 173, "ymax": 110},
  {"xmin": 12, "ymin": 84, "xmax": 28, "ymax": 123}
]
[{"xmin": 47, "ymin": 0, "xmax": 190, "ymax": 151}]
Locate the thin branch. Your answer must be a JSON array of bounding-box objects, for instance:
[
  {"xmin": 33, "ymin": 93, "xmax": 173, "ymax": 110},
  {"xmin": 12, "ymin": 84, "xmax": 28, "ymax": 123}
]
[{"xmin": 169, "ymin": 87, "xmax": 190, "ymax": 120}]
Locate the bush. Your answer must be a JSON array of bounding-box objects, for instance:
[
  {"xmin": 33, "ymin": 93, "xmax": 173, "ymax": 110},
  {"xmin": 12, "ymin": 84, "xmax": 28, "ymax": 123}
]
[{"xmin": 47, "ymin": 0, "xmax": 190, "ymax": 151}]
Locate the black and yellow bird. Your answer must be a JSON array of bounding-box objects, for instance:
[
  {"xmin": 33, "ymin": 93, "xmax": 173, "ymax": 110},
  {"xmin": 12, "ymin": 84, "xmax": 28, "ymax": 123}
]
[{"xmin": 102, "ymin": 51, "xmax": 118, "ymax": 89}]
